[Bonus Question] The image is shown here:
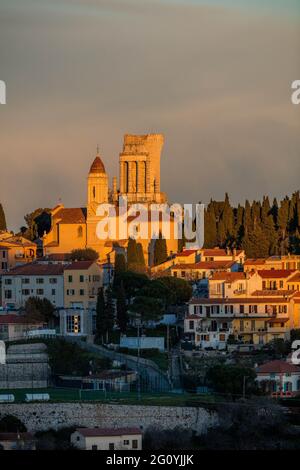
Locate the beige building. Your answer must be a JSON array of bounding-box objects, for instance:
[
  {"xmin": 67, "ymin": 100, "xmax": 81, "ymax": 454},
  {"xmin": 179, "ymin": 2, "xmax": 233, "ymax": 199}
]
[
  {"xmin": 64, "ymin": 260, "xmax": 102, "ymax": 309},
  {"xmin": 0, "ymin": 233, "xmax": 37, "ymax": 273},
  {"xmin": 71, "ymin": 427, "xmax": 142, "ymax": 450},
  {"xmin": 43, "ymin": 134, "xmax": 178, "ymax": 265}
]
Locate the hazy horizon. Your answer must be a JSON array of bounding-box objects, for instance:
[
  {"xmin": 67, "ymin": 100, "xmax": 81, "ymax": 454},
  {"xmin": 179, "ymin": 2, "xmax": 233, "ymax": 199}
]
[{"xmin": 0, "ymin": 0, "xmax": 299, "ymax": 231}]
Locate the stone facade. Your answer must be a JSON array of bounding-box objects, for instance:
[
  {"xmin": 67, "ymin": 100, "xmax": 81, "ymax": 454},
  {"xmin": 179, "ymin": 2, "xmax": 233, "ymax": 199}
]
[
  {"xmin": 0, "ymin": 343, "xmax": 49, "ymax": 389},
  {"xmin": 0, "ymin": 403, "xmax": 218, "ymax": 435}
]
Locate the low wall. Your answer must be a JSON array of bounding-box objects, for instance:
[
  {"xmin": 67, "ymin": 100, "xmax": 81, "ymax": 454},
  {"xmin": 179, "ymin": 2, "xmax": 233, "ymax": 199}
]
[{"xmin": 0, "ymin": 403, "xmax": 217, "ymax": 435}]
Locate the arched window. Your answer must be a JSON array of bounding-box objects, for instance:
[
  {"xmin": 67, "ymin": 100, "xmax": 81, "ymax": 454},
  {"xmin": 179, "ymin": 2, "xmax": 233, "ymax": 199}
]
[{"xmin": 78, "ymin": 226, "xmax": 83, "ymax": 238}]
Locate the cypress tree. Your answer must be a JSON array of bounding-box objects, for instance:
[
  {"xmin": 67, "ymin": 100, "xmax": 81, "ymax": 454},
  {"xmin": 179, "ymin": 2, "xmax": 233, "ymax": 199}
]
[
  {"xmin": 113, "ymin": 253, "xmax": 127, "ymax": 287},
  {"xmin": 0, "ymin": 204, "xmax": 7, "ymax": 231},
  {"xmin": 153, "ymin": 233, "xmax": 168, "ymax": 266},
  {"xmin": 95, "ymin": 288, "xmax": 106, "ymax": 342},
  {"xmin": 116, "ymin": 282, "xmax": 128, "ymax": 333}
]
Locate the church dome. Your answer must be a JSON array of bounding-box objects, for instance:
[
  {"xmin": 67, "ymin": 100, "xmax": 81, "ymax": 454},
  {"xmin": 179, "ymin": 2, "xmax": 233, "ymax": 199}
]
[{"xmin": 89, "ymin": 155, "xmax": 106, "ymax": 174}]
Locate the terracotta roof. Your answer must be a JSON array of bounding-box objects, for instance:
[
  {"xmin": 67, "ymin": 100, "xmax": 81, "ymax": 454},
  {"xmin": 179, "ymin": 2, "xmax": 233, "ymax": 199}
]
[
  {"xmin": 256, "ymin": 360, "xmax": 300, "ymax": 374},
  {"xmin": 176, "ymin": 250, "xmax": 197, "ymax": 257},
  {"xmin": 89, "ymin": 155, "xmax": 106, "ymax": 174},
  {"xmin": 0, "ymin": 315, "xmax": 43, "ymax": 325},
  {"xmin": 244, "ymin": 258, "xmax": 266, "ymax": 266},
  {"xmin": 210, "ymin": 272, "xmax": 245, "ymax": 282},
  {"xmin": 288, "ymin": 272, "xmax": 300, "ymax": 283},
  {"xmin": 258, "ymin": 269, "xmax": 295, "ymax": 279},
  {"xmin": 38, "ymin": 253, "xmax": 70, "ymax": 262},
  {"xmin": 54, "ymin": 208, "xmax": 87, "ymax": 224},
  {"xmin": 4, "ymin": 263, "xmax": 64, "ymax": 276},
  {"xmin": 75, "ymin": 427, "xmax": 141, "ymax": 437},
  {"xmin": 64, "ymin": 260, "xmax": 95, "ymax": 270},
  {"xmin": 172, "ymin": 261, "xmax": 234, "ymax": 270},
  {"xmin": 0, "ymin": 433, "xmax": 35, "ymax": 442},
  {"xmin": 189, "ymin": 297, "xmax": 289, "ymax": 305}
]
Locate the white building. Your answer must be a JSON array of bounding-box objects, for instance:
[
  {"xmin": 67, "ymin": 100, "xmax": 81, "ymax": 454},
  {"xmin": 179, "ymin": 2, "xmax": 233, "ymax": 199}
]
[
  {"xmin": 1, "ymin": 264, "xmax": 64, "ymax": 309},
  {"xmin": 71, "ymin": 427, "xmax": 142, "ymax": 450},
  {"xmin": 255, "ymin": 360, "xmax": 300, "ymax": 397}
]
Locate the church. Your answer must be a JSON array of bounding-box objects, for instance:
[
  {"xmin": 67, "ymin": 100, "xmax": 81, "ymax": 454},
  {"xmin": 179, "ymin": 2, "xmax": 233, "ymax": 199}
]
[{"xmin": 43, "ymin": 134, "xmax": 179, "ymax": 264}]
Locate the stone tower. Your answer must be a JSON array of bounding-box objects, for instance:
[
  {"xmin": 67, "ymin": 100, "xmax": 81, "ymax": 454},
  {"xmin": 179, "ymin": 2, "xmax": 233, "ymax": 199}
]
[
  {"xmin": 118, "ymin": 134, "xmax": 166, "ymax": 204},
  {"xmin": 87, "ymin": 149, "xmax": 108, "ymax": 216}
]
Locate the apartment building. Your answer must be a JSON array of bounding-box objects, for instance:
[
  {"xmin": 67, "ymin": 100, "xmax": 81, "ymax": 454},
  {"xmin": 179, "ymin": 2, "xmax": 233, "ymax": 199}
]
[
  {"xmin": 0, "ymin": 235, "xmax": 37, "ymax": 273},
  {"xmin": 186, "ymin": 290, "xmax": 300, "ymax": 349},
  {"xmin": 171, "ymin": 260, "xmax": 238, "ymax": 281},
  {"xmin": 1, "ymin": 264, "xmax": 64, "ymax": 309},
  {"xmin": 63, "ymin": 260, "xmax": 102, "ymax": 309}
]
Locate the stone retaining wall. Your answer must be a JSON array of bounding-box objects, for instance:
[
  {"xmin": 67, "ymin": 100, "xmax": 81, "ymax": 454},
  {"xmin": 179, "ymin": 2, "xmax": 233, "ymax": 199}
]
[{"xmin": 0, "ymin": 403, "xmax": 217, "ymax": 435}]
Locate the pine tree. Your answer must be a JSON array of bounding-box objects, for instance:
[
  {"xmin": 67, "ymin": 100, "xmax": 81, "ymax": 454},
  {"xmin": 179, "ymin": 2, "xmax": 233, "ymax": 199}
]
[{"xmin": 0, "ymin": 204, "xmax": 7, "ymax": 231}]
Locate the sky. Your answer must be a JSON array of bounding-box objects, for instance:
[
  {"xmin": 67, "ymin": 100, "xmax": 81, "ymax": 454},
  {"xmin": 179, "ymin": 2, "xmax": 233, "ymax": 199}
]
[{"xmin": 0, "ymin": 0, "xmax": 300, "ymax": 231}]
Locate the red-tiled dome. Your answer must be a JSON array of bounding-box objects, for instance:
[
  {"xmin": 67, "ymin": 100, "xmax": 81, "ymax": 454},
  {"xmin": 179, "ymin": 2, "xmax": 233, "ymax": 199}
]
[{"xmin": 89, "ymin": 155, "xmax": 106, "ymax": 174}]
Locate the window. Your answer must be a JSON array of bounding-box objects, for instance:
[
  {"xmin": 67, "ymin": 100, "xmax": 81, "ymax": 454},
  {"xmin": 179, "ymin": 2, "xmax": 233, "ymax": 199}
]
[
  {"xmin": 239, "ymin": 305, "xmax": 244, "ymax": 314},
  {"xmin": 123, "ymin": 440, "xmax": 129, "ymax": 445},
  {"xmin": 49, "ymin": 278, "xmax": 57, "ymax": 284},
  {"xmin": 78, "ymin": 226, "xmax": 83, "ymax": 238},
  {"xmin": 79, "ymin": 289, "xmax": 85, "ymax": 296},
  {"xmin": 251, "ymin": 320, "xmax": 255, "ymax": 331},
  {"xmin": 4, "ymin": 278, "xmax": 12, "ymax": 285},
  {"xmin": 76, "ymin": 436, "xmax": 80, "ymax": 441},
  {"xmin": 109, "ymin": 443, "xmax": 115, "ymax": 450},
  {"xmin": 36, "ymin": 278, "xmax": 44, "ymax": 284},
  {"xmin": 91, "ymin": 445, "xmax": 98, "ymax": 451},
  {"xmin": 67, "ymin": 289, "xmax": 75, "ymax": 296},
  {"xmin": 22, "ymin": 278, "xmax": 30, "ymax": 284},
  {"xmin": 68, "ymin": 275, "xmax": 73, "ymax": 283},
  {"xmin": 2, "ymin": 251, "xmax": 6, "ymax": 258},
  {"xmin": 22, "ymin": 289, "xmax": 30, "ymax": 296},
  {"xmin": 4, "ymin": 290, "xmax": 12, "ymax": 299},
  {"xmin": 93, "ymin": 275, "xmax": 100, "ymax": 282},
  {"xmin": 79, "ymin": 275, "xmax": 84, "ymax": 283},
  {"xmin": 280, "ymin": 281, "xmax": 284, "ymax": 289},
  {"xmin": 189, "ymin": 320, "xmax": 194, "ymax": 330},
  {"xmin": 36, "ymin": 289, "xmax": 44, "ymax": 295},
  {"xmin": 1, "ymin": 262, "xmax": 7, "ymax": 270},
  {"xmin": 132, "ymin": 440, "xmax": 138, "ymax": 449},
  {"xmin": 51, "ymin": 289, "xmax": 56, "ymax": 296},
  {"xmin": 219, "ymin": 334, "xmax": 226, "ymax": 341}
]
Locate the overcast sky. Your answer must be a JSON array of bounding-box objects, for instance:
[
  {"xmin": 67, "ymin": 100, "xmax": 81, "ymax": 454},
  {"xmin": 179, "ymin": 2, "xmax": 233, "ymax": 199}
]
[{"xmin": 0, "ymin": 0, "xmax": 300, "ymax": 231}]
